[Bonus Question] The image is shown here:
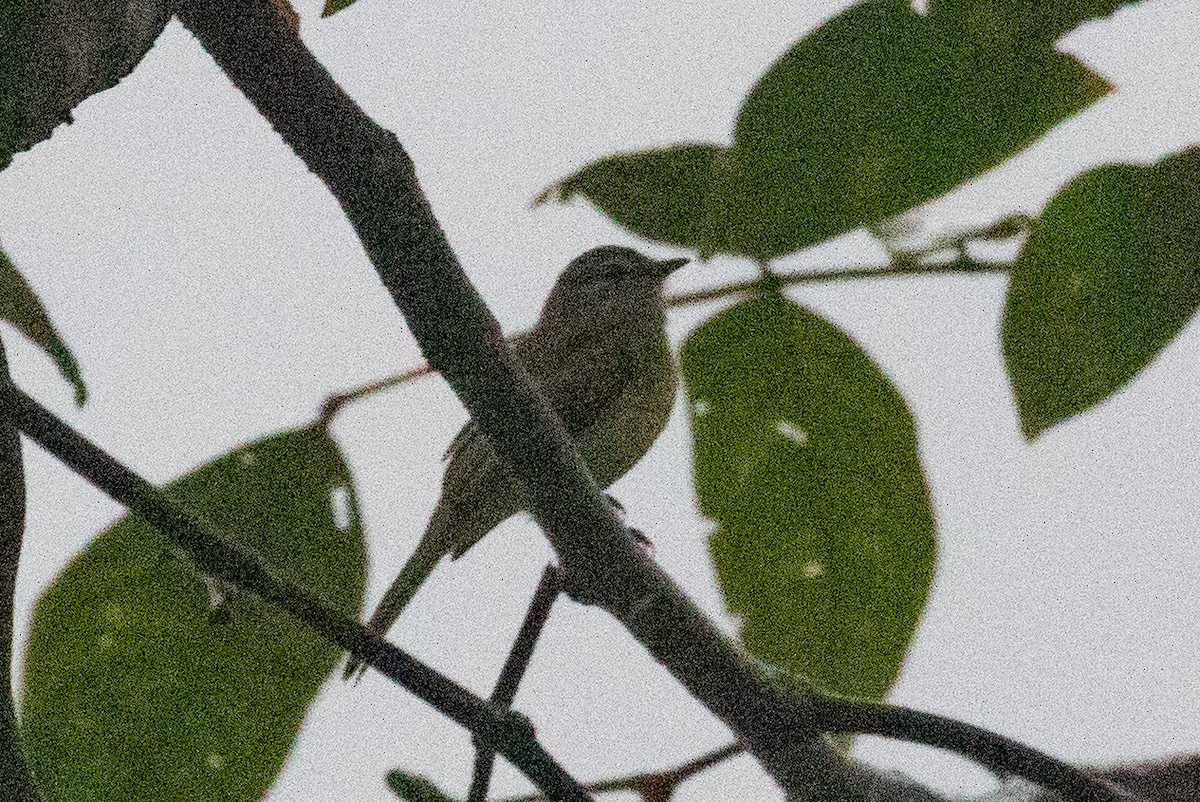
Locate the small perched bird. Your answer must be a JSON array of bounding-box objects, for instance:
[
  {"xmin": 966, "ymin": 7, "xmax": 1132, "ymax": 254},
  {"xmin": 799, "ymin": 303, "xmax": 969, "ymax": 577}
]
[{"xmin": 345, "ymin": 246, "xmax": 688, "ymax": 679}]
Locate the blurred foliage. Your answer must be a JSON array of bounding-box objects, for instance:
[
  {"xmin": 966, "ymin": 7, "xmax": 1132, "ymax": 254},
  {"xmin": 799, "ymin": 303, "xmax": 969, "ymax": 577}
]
[
  {"xmin": 21, "ymin": 426, "xmax": 367, "ymax": 802},
  {"xmin": 0, "ymin": 0, "xmax": 170, "ymax": 170},
  {"xmin": 386, "ymin": 771, "xmax": 460, "ymax": 802},
  {"xmin": 0, "ymin": 340, "xmax": 40, "ymax": 802},
  {"xmin": 322, "ymin": 0, "xmax": 355, "ymax": 17}
]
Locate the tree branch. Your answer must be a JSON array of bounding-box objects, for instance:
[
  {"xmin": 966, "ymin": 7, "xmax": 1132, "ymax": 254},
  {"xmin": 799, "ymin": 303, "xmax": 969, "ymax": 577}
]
[
  {"xmin": 169, "ymin": 0, "xmax": 860, "ymax": 797},
  {"xmin": 469, "ymin": 565, "xmax": 562, "ymax": 802},
  {"xmin": 0, "ymin": 339, "xmax": 42, "ymax": 802},
  {"xmin": 1087, "ymin": 757, "xmax": 1200, "ymax": 802},
  {"xmin": 167, "ymin": 3, "xmax": 1143, "ymax": 802},
  {"xmin": 2, "ymin": 385, "xmax": 589, "ymax": 802},
  {"xmin": 814, "ymin": 697, "xmax": 1141, "ymax": 802}
]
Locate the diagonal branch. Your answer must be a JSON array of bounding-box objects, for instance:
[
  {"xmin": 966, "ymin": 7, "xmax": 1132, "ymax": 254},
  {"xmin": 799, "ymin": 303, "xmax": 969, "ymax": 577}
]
[
  {"xmin": 2, "ymin": 385, "xmax": 589, "ymax": 802},
  {"xmin": 168, "ymin": 3, "xmax": 1148, "ymax": 802},
  {"xmin": 0, "ymin": 339, "xmax": 42, "ymax": 802},
  {"xmin": 169, "ymin": 0, "xmax": 855, "ymax": 797}
]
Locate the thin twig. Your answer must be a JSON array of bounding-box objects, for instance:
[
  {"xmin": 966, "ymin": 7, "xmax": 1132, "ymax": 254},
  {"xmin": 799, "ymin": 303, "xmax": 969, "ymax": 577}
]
[
  {"xmin": 320, "ymin": 363, "xmax": 432, "ymax": 424},
  {"xmin": 490, "ymin": 565, "xmax": 563, "ymax": 709},
  {"xmin": 501, "ymin": 742, "xmax": 744, "ymax": 802},
  {"xmin": 468, "ymin": 566, "xmax": 562, "ymax": 802},
  {"xmin": 318, "ymin": 256, "xmax": 1011, "ymax": 423},
  {"xmin": 3, "ymin": 385, "xmax": 590, "ymax": 802},
  {"xmin": 667, "ymin": 254, "xmax": 1008, "ymax": 307}
]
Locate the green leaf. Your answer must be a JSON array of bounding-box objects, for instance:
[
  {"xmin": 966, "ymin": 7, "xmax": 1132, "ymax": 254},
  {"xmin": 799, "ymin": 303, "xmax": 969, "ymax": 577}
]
[
  {"xmin": 386, "ymin": 771, "xmax": 459, "ymax": 802},
  {"xmin": 0, "ymin": 248, "xmax": 86, "ymax": 404},
  {"xmin": 731, "ymin": 0, "xmax": 1111, "ymax": 259},
  {"xmin": 321, "ymin": 0, "xmax": 358, "ymax": 17},
  {"xmin": 929, "ymin": 0, "xmax": 1139, "ymax": 48},
  {"xmin": 21, "ymin": 425, "xmax": 367, "ymax": 802},
  {"xmin": 536, "ymin": 144, "xmax": 736, "ymax": 259},
  {"xmin": 682, "ymin": 295, "xmax": 935, "ymax": 700},
  {"xmin": 1002, "ymin": 148, "xmax": 1200, "ymax": 439},
  {"xmin": 543, "ymin": 0, "xmax": 1112, "ymax": 261}
]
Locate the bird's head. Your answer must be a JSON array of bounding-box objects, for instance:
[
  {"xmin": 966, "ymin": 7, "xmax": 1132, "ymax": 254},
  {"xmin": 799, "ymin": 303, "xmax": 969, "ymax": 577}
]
[{"xmin": 541, "ymin": 246, "xmax": 688, "ymax": 323}]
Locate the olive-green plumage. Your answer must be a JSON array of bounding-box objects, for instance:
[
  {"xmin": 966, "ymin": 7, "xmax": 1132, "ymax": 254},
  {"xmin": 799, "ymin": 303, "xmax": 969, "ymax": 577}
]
[{"xmin": 345, "ymin": 246, "xmax": 687, "ymax": 679}]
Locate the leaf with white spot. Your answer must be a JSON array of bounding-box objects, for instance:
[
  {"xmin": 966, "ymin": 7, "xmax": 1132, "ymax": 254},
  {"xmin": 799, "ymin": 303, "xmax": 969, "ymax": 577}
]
[
  {"xmin": 774, "ymin": 419, "xmax": 809, "ymax": 446},
  {"xmin": 22, "ymin": 425, "xmax": 367, "ymax": 802},
  {"xmin": 1003, "ymin": 147, "xmax": 1200, "ymax": 439},
  {"xmin": 682, "ymin": 295, "xmax": 936, "ymax": 701}
]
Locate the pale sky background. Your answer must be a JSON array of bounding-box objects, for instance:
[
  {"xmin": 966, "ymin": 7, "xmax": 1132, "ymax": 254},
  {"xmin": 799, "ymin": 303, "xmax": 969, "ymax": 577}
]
[{"xmin": 2, "ymin": 1, "xmax": 1199, "ymax": 800}]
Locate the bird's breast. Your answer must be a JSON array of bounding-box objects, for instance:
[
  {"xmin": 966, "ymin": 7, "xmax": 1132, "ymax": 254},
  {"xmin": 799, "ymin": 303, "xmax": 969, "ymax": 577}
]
[{"xmin": 576, "ymin": 337, "xmax": 678, "ymax": 487}]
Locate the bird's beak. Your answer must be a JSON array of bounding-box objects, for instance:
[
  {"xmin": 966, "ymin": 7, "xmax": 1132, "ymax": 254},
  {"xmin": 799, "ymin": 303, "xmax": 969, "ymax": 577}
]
[{"xmin": 655, "ymin": 257, "xmax": 689, "ymax": 278}]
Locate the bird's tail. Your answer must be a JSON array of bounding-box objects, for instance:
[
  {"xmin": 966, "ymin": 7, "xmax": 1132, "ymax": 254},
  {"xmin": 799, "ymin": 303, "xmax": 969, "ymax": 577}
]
[{"xmin": 342, "ymin": 537, "xmax": 446, "ymax": 681}]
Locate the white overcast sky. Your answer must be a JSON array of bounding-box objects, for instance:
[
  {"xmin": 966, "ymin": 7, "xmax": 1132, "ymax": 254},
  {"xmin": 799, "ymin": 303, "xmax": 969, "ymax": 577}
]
[{"xmin": 2, "ymin": 1, "xmax": 1199, "ymax": 800}]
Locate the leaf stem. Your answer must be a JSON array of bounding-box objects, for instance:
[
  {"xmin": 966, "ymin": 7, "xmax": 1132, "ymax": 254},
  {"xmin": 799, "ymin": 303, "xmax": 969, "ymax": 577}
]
[{"xmin": 499, "ymin": 742, "xmax": 743, "ymax": 802}]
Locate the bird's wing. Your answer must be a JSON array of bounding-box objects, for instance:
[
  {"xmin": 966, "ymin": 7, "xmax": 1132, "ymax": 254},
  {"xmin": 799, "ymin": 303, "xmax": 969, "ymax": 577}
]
[
  {"xmin": 512, "ymin": 326, "xmax": 646, "ymax": 435},
  {"xmin": 440, "ymin": 331, "xmax": 533, "ymax": 462},
  {"xmin": 442, "ymin": 328, "xmax": 643, "ymax": 464}
]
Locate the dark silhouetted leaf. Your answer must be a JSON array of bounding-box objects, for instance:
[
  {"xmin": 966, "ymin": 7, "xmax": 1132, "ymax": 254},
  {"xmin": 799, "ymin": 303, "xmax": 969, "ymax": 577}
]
[
  {"xmin": 0, "ymin": 0, "xmax": 170, "ymax": 169},
  {"xmin": 386, "ymin": 771, "xmax": 459, "ymax": 802},
  {"xmin": 1003, "ymin": 148, "xmax": 1200, "ymax": 439},
  {"xmin": 682, "ymin": 294, "xmax": 935, "ymax": 700},
  {"xmin": 543, "ymin": 0, "xmax": 1117, "ymax": 261},
  {"xmin": 22, "ymin": 426, "xmax": 367, "ymax": 802},
  {"xmin": 537, "ymin": 145, "xmax": 735, "ymax": 258},
  {"xmin": 0, "ymin": 249, "xmax": 86, "ymax": 404}
]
